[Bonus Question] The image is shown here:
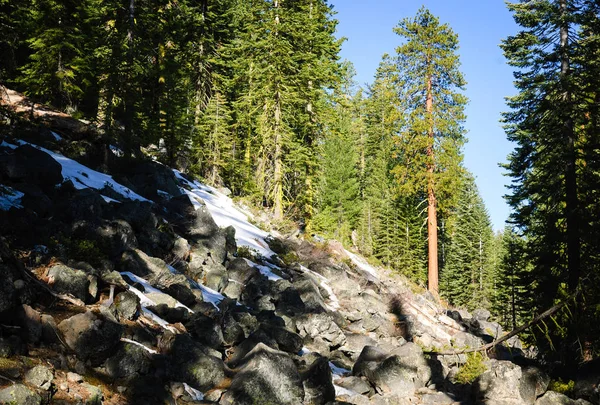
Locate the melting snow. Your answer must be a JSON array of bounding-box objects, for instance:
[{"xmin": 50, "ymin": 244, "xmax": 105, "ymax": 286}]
[
  {"xmin": 334, "ymin": 384, "xmax": 357, "ymax": 397},
  {"xmin": 110, "ymin": 145, "xmax": 124, "ymax": 157},
  {"xmin": 101, "ymin": 195, "xmax": 121, "ymax": 204},
  {"xmin": 344, "ymin": 249, "xmax": 378, "ymax": 279},
  {"xmin": 183, "ymin": 383, "xmax": 205, "ymax": 401},
  {"xmin": 3, "ymin": 140, "xmax": 149, "ymax": 202},
  {"xmin": 243, "ymin": 258, "xmax": 283, "ymax": 281},
  {"xmin": 189, "ymin": 279, "xmax": 226, "ymax": 309},
  {"xmin": 121, "ymin": 271, "xmax": 193, "ymax": 313},
  {"xmin": 0, "ymin": 186, "xmax": 24, "ymax": 211},
  {"xmin": 300, "ymin": 265, "xmax": 340, "ymax": 311},
  {"xmin": 329, "ymin": 362, "xmax": 351, "ymax": 379},
  {"xmin": 173, "ymin": 170, "xmax": 275, "ymax": 258},
  {"xmin": 50, "ymin": 131, "xmax": 62, "ymax": 141},
  {"xmin": 120, "ymin": 338, "xmax": 158, "ymax": 354},
  {"xmin": 141, "ymin": 307, "xmax": 177, "ymax": 333}
]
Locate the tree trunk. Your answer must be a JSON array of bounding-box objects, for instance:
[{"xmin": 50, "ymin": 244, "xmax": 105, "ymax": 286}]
[
  {"xmin": 426, "ymin": 75, "xmax": 438, "ymax": 296},
  {"xmin": 123, "ymin": 0, "xmax": 135, "ymax": 158},
  {"xmin": 272, "ymin": 0, "xmax": 284, "ymax": 220},
  {"xmin": 560, "ymin": 0, "xmax": 580, "ymax": 292}
]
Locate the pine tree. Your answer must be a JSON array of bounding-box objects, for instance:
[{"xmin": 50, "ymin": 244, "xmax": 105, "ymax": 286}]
[
  {"xmin": 392, "ymin": 7, "xmax": 467, "ymax": 296},
  {"xmin": 502, "ymin": 0, "xmax": 600, "ymax": 363},
  {"xmin": 442, "ymin": 174, "xmax": 494, "ymax": 309}
]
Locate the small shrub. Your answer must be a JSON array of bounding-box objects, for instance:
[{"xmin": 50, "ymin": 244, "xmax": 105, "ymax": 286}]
[
  {"xmin": 454, "ymin": 352, "xmax": 487, "ymax": 384},
  {"xmin": 548, "ymin": 378, "xmax": 575, "ymax": 395},
  {"xmin": 236, "ymin": 245, "xmax": 258, "ymax": 260},
  {"xmin": 280, "ymin": 251, "xmax": 299, "ymax": 265}
]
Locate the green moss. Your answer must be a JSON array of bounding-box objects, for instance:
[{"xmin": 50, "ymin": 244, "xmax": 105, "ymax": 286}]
[
  {"xmin": 454, "ymin": 352, "xmax": 487, "ymax": 384},
  {"xmin": 548, "ymin": 378, "xmax": 575, "ymax": 395},
  {"xmin": 236, "ymin": 245, "xmax": 259, "ymax": 260},
  {"xmin": 280, "ymin": 251, "xmax": 299, "ymax": 265}
]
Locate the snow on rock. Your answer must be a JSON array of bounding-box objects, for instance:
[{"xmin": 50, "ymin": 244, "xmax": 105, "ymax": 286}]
[
  {"xmin": 344, "ymin": 249, "xmax": 379, "ymax": 279},
  {"xmin": 334, "ymin": 384, "xmax": 357, "ymax": 398},
  {"xmin": 110, "ymin": 145, "xmax": 124, "ymax": 157},
  {"xmin": 329, "ymin": 362, "xmax": 350, "ymax": 380},
  {"xmin": 173, "ymin": 170, "xmax": 275, "ymax": 258},
  {"xmin": 101, "ymin": 195, "xmax": 121, "ymax": 204},
  {"xmin": 50, "ymin": 131, "xmax": 62, "ymax": 141},
  {"xmin": 189, "ymin": 279, "xmax": 226, "ymax": 310},
  {"xmin": 141, "ymin": 307, "xmax": 177, "ymax": 333},
  {"xmin": 3, "ymin": 140, "xmax": 149, "ymax": 202},
  {"xmin": 120, "ymin": 271, "xmax": 194, "ymax": 313},
  {"xmin": 243, "ymin": 258, "xmax": 283, "ymax": 281},
  {"xmin": 300, "ymin": 265, "xmax": 340, "ymax": 311},
  {"xmin": 120, "ymin": 338, "xmax": 158, "ymax": 354},
  {"xmin": 183, "ymin": 383, "xmax": 205, "ymax": 401},
  {"xmin": 0, "ymin": 186, "xmax": 24, "ymax": 211}
]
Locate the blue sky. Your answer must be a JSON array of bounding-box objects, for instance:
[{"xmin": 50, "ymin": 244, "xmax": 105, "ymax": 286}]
[{"xmin": 331, "ymin": 1, "xmax": 519, "ymax": 231}]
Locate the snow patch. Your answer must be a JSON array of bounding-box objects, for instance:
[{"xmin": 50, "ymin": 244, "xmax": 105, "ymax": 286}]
[
  {"xmin": 141, "ymin": 307, "xmax": 177, "ymax": 333},
  {"xmin": 173, "ymin": 170, "xmax": 276, "ymax": 258},
  {"xmin": 334, "ymin": 384, "xmax": 357, "ymax": 398},
  {"xmin": 110, "ymin": 145, "xmax": 124, "ymax": 157},
  {"xmin": 243, "ymin": 258, "xmax": 283, "ymax": 281},
  {"xmin": 329, "ymin": 362, "xmax": 350, "ymax": 379},
  {"xmin": 101, "ymin": 195, "xmax": 121, "ymax": 204},
  {"xmin": 120, "ymin": 338, "xmax": 158, "ymax": 354},
  {"xmin": 344, "ymin": 249, "xmax": 378, "ymax": 279},
  {"xmin": 121, "ymin": 271, "xmax": 193, "ymax": 313},
  {"xmin": 0, "ymin": 186, "xmax": 24, "ymax": 211},
  {"xmin": 189, "ymin": 280, "xmax": 226, "ymax": 310},
  {"xmin": 183, "ymin": 383, "xmax": 205, "ymax": 401},
  {"xmin": 4, "ymin": 140, "xmax": 149, "ymax": 202},
  {"xmin": 50, "ymin": 131, "xmax": 63, "ymax": 141},
  {"xmin": 300, "ymin": 265, "xmax": 340, "ymax": 311}
]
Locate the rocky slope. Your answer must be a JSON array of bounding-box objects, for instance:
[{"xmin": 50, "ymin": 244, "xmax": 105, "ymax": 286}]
[{"xmin": 1, "ymin": 90, "xmax": 598, "ymax": 405}]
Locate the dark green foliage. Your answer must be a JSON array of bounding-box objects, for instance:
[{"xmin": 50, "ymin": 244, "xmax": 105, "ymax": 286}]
[
  {"xmin": 502, "ymin": 0, "xmax": 600, "ymax": 363},
  {"xmin": 441, "ymin": 174, "xmax": 494, "ymax": 310}
]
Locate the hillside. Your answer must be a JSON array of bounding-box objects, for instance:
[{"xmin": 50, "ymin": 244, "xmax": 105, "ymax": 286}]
[{"xmin": 1, "ymin": 89, "xmax": 597, "ymax": 405}]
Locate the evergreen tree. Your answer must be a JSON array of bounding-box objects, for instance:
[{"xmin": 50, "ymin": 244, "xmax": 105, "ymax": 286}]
[
  {"xmin": 392, "ymin": 7, "xmax": 468, "ymax": 296},
  {"xmin": 442, "ymin": 174, "xmax": 494, "ymax": 309}
]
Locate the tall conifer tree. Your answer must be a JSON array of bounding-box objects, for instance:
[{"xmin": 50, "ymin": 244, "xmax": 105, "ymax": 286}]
[{"xmin": 392, "ymin": 7, "xmax": 467, "ymax": 296}]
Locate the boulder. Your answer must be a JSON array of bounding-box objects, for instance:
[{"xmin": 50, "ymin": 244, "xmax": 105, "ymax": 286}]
[
  {"xmin": 166, "ymin": 194, "xmax": 219, "ymax": 239},
  {"xmin": 57, "ymin": 311, "xmax": 123, "ymax": 365},
  {"xmin": 48, "ymin": 264, "xmax": 89, "ymax": 302},
  {"xmin": 476, "ymin": 360, "xmax": 526, "ymax": 405},
  {"xmin": 8, "ymin": 144, "xmax": 63, "ymax": 192},
  {"xmin": 220, "ymin": 343, "xmax": 304, "ymax": 405},
  {"xmin": 519, "ymin": 366, "xmax": 551, "ymax": 404},
  {"xmin": 296, "ymin": 313, "xmax": 346, "ymax": 349},
  {"xmin": 334, "ymin": 376, "xmax": 372, "ymax": 396},
  {"xmin": 162, "ymin": 333, "xmax": 225, "ymax": 392},
  {"xmin": 472, "ymin": 308, "xmax": 492, "ymax": 322},
  {"xmin": 0, "ymin": 264, "xmax": 17, "ymax": 313},
  {"xmin": 535, "ymin": 391, "xmax": 593, "ymax": 405},
  {"xmin": 302, "ymin": 356, "xmax": 336, "ymax": 405},
  {"xmin": 112, "ymin": 291, "xmax": 140, "ymax": 321},
  {"xmin": 24, "ymin": 365, "xmax": 54, "ymax": 390},
  {"xmin": 227, "ymin": 258, "xmax": 258, "ymax": 284},
  {"xmin": 0, "ymin": 384, "xmax": 41, "ymax": 405},
  {"xmin": 353, "ymin": 343, "xmax": 430, "ymax": 397},
  {"xmin": 186, "ymin": 313, "xmax": 225, "ymax": 349},
  {"xmin": 574, "ymin": 358, "xmax": 600, "ymax": 404},
  {"xmin": 105, "ymin": 342, "xmax": 152, "ymax": 380},
  {"xmin": 264, "ymin": 326, "xmax": 304, "ymax": 354}
]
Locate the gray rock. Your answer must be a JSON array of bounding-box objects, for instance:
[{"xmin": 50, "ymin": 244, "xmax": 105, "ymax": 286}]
[
  {"xmin": 340, "ymin": 333, "xmax": 378, "ymax": 361},
  {"xmin": 520, "ymin": 366, "xmax": 551, "ymax": 404},
  {"xmin": 186, "ymin": 313, "xmax": 225, "ymax": 349},
  {"xmin": 296, "ymin": 313, "xmax": 346, "ymax": 349},
  {"xmin": 57, "ymin": 311, "xmax": 123, "ymax": 365},
  {"xmin": 476, "ymin": 360, "xmax": 525, "ymax": 405},
  {"xmin": 20, "ymin": 304, "xmax": 43, "ymax": 344},
  {"xmin": 472, "ymin": 308, "xmax": 492, "ymax": 321},
  {"xmin": 0, "ymin": 384, "xmax": 41, "ymax": 405},
  {"xmin": 352, "ymin": 345, "xmax": 388, "ymax": 377},
  {"xmin": 162, "ymin": 333, "xmax": 225, "ymax": 392},
  {"xmin": 335, "ymin": 376, "xmax": 371, "ymax": 395},
  {"xmin": 67, "ymin": 372, "xmax": 83, "ymax": 383},
  {"xmin": 112, "ymin": 291, "xmax": 140, "ymax": 321},
  {"xmin": 48, "ymin": 264, "xmax": 89, "ymax": 302},
  {"xmin": 574, "ymin": 358, "xmax": 600, "ymax": 404},
  {"xmin": 24, "ymin": 365, "xmax": 54, "ymax": 390},
  {"xmin": 105, "ymin": 342, "xmax": 152, "ymax": 380},
  {"xmin": 292, "ymin": 276, "xmax": 327, "ymax": 312},
  {"xmin": 0, "ymin": 264, "xmax": 17, "ymax": 313},
  {"xmin": 81, "ymin": 382, "xmax": 103, "ymax": 405},
  {"xmin": 220, "ymin": 343, "xmax": 304, "ymax": 405},
  {"xmin": 535, "ymin": 391, "xmax": 593, "ymax": 405},
  {"xmin": 227, "ymin": 258, "xmax": 258, "ymax": 284},
  {"xmin": 361, "ymin": 343, "xmax": 430, "ymax": 397},
  {"xmin": 302, "ymin": 356, "xmax": 335, "ymax": 405},
  {"xmin": 265, "ymin": 326, "xmax": 304, "ymax": 354}
]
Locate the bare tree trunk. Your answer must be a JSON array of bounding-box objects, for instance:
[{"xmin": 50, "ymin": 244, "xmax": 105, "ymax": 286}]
[
  {"xmin": 272, "ymin": 0, "xmax": 284, "ymax": 220},
  {"xmin": 426, "ymin": 75, "xmax": 438, "ymax": 296}
]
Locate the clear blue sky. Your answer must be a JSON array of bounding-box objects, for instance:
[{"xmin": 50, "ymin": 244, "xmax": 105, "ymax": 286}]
[{"xmin": 331, "ymin": 0, "xmax": 519, "ymax": 231}]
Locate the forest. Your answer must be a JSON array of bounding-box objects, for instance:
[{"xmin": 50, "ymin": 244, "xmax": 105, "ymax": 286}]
[{"xmin": 1, "ymin": 0, "xmax": 599, "ymax": 371}]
